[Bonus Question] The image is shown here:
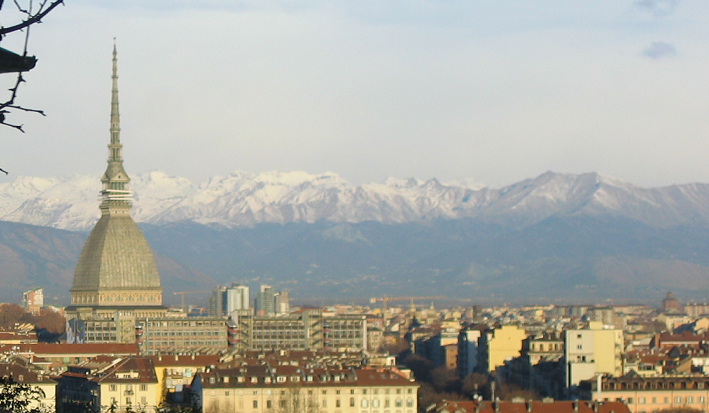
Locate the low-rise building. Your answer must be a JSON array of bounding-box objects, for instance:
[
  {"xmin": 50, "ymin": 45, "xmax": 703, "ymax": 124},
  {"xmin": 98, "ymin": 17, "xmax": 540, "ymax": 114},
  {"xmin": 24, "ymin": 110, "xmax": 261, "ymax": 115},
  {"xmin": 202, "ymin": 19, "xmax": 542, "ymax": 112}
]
[
  {"xmin": 427, "ymin": 399, "xmax": 630, "ymax": 413},
  {"xmin": 192, "ymin": 365, "xmax": 418, "ymax": 413},
  {"xmin": 56, "ymin": 356, "xmax": 159, "ymax": 413},
  {"xmin": 581, "ymin": 375, "xmax": 709, "ymax": 413}
]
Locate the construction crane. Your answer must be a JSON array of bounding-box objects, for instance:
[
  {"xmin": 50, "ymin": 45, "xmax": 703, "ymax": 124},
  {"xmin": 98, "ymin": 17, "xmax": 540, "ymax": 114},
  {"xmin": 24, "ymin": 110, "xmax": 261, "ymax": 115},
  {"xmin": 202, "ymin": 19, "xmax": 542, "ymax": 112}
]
[
  {"xmin": 369, "ymin": 295, "xmax": 446, "ymax": 321},
  {"xmin": 173, "ymin": 291, "xmax": 210, "ymax": 312}
]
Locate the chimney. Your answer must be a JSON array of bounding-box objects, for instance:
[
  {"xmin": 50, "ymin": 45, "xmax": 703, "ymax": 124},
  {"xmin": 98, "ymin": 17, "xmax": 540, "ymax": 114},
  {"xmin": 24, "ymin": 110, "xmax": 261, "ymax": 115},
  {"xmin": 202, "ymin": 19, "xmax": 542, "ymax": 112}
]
[
  {"xmin": 493, "ymin": 399, "xmax": 500, "ymax": 413},
  {"xmin": 526, "ymin": 400, "xmax": 532, "ymax": 412},
  {"xmin": 593, "ymin": 402, "xmax": 599, "ymax": 413},
  {"xmin": 573, "ymin": 400, "xmax": 578, "ymax": 413}
]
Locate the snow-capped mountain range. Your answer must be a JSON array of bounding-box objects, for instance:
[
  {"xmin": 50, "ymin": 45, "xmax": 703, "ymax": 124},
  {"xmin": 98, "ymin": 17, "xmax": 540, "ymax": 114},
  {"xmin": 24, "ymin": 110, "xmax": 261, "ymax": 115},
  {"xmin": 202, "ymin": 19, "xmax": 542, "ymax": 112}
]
[{"xmin": 2, "ymin": 170, "xmax": 709, "ymax": 231}]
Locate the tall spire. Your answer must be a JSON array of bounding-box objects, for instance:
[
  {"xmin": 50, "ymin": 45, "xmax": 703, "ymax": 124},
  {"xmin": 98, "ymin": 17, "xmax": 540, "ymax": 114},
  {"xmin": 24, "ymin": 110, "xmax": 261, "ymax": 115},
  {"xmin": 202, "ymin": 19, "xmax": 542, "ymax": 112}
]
[{"xmin": 100, "ymin": 40, "xmax": 132, "ymax": 213}]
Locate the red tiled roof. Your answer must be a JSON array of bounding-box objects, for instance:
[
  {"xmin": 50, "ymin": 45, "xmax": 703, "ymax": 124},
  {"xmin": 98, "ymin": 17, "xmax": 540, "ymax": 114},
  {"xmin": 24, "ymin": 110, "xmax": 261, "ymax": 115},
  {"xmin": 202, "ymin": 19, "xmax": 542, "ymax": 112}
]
[
  {"xmin": 150, "ymin": 354, "xmax": 220, "ymax": 367},
  {"xmin": 429, "ymin": 400, "xmax": 630, "ymax": 413},
  {"xmin": 0, "ymin": 343, "xmax": 139, "ymax": 355}
]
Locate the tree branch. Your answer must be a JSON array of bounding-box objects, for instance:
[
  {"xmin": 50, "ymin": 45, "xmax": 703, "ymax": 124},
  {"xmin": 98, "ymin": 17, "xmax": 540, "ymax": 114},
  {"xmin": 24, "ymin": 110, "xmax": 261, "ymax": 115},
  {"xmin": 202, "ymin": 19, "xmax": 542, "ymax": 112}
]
[{"xmin": 0, "ymin": 0, "xmax": 62, "ymax": 36}]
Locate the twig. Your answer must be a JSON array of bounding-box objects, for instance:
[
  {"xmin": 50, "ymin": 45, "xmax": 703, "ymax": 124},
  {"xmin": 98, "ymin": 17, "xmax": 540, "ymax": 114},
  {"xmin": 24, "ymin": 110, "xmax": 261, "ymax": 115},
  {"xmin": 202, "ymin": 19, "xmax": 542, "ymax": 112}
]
[{"xmin": 0, "ymin": 0, "xmax": 62, "ymax": 36}]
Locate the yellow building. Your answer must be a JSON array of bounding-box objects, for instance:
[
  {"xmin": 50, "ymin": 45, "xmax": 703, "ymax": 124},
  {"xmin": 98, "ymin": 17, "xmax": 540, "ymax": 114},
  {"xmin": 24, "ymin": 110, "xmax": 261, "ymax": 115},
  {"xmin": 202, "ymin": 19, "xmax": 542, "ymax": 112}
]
[
  {"xmin": 565, "ymin": 321, "xmax": 623, "ymax": 388},
  {"xmin": 150, "ymin": 353, "xmax": 221, "ymax": 404},
  {"xmin": 477, "ymin": 325, "xmax": 527, "ymax": 373}
]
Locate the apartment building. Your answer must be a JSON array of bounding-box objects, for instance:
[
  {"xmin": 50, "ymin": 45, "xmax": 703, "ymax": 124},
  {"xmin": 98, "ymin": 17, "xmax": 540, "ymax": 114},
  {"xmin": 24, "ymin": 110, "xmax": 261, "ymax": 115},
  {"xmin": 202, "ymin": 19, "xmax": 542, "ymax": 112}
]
[
  {"xmin": 581, "ymin": 375, "xmax": 709, "ymax": 413},
  {"xmin": 231, "ymin": 309, "xmax": 367, "ymax": 351},
  {"xmin": 477, "ymin": 325, "xmax": 527, "ymax": 373},
  {"xmin": 136, "ymin": 317, "xmax": 228, "ymax": 353},
  {"xmin": 564, "ymin": 321, "xmax": 623, "ymax": 389},
  {"xmin": 192, "ymin": 365, "xmax": 418, "ymax": 413},
  {"xmin": 56, "ymin": 356, "xmax": 159, "ymax": 413}
]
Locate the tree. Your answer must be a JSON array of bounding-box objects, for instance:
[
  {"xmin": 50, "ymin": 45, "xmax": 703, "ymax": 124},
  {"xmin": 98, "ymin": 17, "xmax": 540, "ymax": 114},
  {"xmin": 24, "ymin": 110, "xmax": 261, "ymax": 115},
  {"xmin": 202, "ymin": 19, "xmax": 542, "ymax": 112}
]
[
  {"xmin": 0, "ymin": 375, "xmax": 46, "ymax": 413},
  {"xmin": 0, "ymin": 0, "xmax": 64, "ymax": 133},
  {"xmin": 0, "ymin": 303, "xmax": 29, "ymax": 327},
  {"xmin": 270, "ymin": 385, "xmax": 319, "ymax": 413}
]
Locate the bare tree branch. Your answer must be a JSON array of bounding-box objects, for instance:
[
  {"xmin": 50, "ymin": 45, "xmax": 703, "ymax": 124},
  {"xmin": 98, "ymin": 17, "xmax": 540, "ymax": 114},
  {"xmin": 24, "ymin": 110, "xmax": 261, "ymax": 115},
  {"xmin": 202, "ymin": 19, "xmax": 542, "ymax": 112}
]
[{"xmin": 0, "ymin": 0, "xmax": 63, "ymax": 36}]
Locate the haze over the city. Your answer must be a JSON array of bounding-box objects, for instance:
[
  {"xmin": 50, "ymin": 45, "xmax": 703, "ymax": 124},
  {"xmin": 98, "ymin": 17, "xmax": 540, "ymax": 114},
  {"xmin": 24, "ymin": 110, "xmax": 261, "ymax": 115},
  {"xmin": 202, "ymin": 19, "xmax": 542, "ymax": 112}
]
[{"xmin": 1, "ymin": 0, "xmax": 707, "ymax": 188}]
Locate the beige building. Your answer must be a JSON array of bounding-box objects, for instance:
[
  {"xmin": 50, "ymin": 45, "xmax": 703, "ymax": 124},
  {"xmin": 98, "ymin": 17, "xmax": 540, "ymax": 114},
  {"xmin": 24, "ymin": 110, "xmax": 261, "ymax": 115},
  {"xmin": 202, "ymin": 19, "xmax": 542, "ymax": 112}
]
[
  {"xmin": 137, "ymin": 317, "xmax": 228, "ymax": 352},
  {"xmin": 231, "ymin": 310, "xmax": 368, "ymax": 351},
  {"xmin": 0, "ymin": 361, "xmax": 56, "ymax": 412},
  {"xmin": 57, "ymin": 356, "xmax": 159, "ymax": 413},
  {"xmin": 582, "ymin": 375, "xmax": 709, "ymax": 413},
  {"xmin": 477, "ymin": 325, "xmax": 527, "ymax": 373},
  {"xmin": 192, "ymin": 366, "xmax": 418, "ymax": 413},
  {"xmin": 564, "ymin": 321, "xmax": 623, "ymax": 388}
]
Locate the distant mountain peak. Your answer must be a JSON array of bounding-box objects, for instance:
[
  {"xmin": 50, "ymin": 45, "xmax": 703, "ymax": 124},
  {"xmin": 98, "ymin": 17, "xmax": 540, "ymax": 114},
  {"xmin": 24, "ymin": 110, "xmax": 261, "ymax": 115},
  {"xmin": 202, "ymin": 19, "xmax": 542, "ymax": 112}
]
[{"xmin": 1, "ymin": 170, "xmax": 708, "ymax": 231}]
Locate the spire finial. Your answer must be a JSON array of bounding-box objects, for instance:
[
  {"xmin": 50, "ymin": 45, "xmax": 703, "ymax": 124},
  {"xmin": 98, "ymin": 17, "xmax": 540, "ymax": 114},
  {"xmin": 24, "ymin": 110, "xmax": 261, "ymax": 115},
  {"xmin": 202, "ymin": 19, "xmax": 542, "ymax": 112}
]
[{"xmin": 100, "ymin": 40, "xmax": 132, "ymax": 212}]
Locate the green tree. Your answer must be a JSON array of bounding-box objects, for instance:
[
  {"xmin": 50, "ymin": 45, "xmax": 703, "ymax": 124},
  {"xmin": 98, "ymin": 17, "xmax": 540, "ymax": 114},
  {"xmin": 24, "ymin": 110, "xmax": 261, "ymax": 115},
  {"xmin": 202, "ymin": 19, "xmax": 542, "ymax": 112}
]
[{"xmin": 0, "ymin": 375, "xmax": 46, "ymax": 413}]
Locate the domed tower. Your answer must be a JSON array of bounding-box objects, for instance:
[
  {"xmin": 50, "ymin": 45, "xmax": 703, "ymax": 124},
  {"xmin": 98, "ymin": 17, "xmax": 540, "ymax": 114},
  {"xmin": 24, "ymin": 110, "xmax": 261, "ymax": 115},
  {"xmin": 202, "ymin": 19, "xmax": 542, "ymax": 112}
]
[{"xmin": 66, "ymin": 44, "xmax": 165, "ymax": 339}]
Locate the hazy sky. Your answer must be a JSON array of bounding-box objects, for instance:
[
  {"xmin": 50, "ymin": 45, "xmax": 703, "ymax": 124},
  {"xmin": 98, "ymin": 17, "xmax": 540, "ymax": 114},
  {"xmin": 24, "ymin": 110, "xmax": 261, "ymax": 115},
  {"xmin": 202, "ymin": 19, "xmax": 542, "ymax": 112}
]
[{"xmin": 1, "ymin": 0, "xmax": 707, "ymax": 188}]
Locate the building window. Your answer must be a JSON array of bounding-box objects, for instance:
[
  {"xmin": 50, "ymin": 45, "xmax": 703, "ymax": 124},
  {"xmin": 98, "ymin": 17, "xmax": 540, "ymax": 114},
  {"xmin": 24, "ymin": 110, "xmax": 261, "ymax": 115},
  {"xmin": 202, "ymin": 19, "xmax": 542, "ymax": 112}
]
[
  {"xmin": 362, "ymin": 400, "xmax": 369, "ymax": 408},
  {"xmin": 267, "ymin": 401, "xmax": 272, "ymax": 409},
  {"xmin": 700, "ymin": 397, "xmax": 706, "ymax": 403},
  {"xmin": 396, "ymin": 399, "xmax": 403, "ymax": 407},
  {"xmin": 373, "ymin": 399, "xmax": 380, "ymax": 408},
  {"xmin": 253, "ymin": 400, "xmax": 258, "ymax": 408},
  {"xmin": 109, "ymin": 385, "xmax": 116, "ymax": 392},
  {"xmin": 350, "ymin": 398, "xmax": 355, "ymax": 407},
  {"xmin": 139, "ymin": 384, "xmax": 147, "ymax": 391},
  {"xmin": 628, "ymin": 398, "xmax": 634, "ymax": 404},
  {"xmin": 687, "ymin": 397, "xmax": 694, "ymax": 404},
  {"xmin": 675, "ymin": 397, "xmax": 681, "ymax": 404},
  {"xmin": 407, "ymin": 399, "xmax": 414, "ymax": 407},
  {"xmin": 337, "ymin": 400, "xmax": 341, "ymax": 408},
  {"xmin": 638, "ymin": 397, "xmax": 645, "ymax": 404},
  {"xmin": 323, "ymin": 400, "xmax": 327, "ymax": 408}
]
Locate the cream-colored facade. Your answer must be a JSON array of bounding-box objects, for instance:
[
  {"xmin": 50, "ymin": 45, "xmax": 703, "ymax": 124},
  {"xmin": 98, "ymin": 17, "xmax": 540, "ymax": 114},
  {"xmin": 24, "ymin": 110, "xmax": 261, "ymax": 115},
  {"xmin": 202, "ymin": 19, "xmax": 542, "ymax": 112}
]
[
  {"xmin": 193, "ymin": 367, "xmax": 419, "ymax": 413},
  {"xmin": 584, "ymin": 376, "xmax": 709, "ymax": 413},
  {"xmin": 565, "ymin": 321, "xmax": 623, "ymax": 388}
]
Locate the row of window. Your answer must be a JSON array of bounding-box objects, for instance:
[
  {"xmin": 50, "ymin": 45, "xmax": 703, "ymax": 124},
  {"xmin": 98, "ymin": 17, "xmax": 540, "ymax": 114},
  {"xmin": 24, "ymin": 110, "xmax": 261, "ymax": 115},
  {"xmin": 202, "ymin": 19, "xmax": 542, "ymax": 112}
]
[
  {"xmin": 146, "ymin": 331, "xmax": 224, "ymax": 336},
  {"xmin": 147, "ymin": 340, "xmax": 225, "ymax": 347},
  {"xmin": 624, "ymin": 396, "xmax": 707, "ymax": 404},
  {"xmin": 146, "ymin": 321, "xmax": 222, "ymax": 327},
  {"xmin": 108, "ymin": 384, "xmax": 148, "ymax": 392},
  {"xmin": 242, "ymin": 398, "xmax": 416, "ymax": 408}
]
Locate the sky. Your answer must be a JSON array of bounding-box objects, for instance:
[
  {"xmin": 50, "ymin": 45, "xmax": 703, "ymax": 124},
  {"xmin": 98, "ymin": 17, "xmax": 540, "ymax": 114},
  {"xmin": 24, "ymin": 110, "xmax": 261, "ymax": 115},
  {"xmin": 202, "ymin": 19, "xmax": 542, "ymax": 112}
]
[{"xmin": 0, "ymin": 0, "xmax": 708, "ymax": 188}]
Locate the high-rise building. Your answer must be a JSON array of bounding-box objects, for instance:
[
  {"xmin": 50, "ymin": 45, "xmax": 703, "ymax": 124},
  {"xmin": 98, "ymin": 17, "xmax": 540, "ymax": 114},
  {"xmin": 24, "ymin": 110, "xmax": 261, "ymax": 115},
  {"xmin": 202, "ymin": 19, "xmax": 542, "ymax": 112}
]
[
  {"xmin": 255, "ymin": 285, "xmax": 275, "ymax": 315},
  {"xmin": 274, "ymin": 290, "xmax": 290, "ymax": 314},
  {"xmin": 210, "ymin": 284, "xmax": 250, "ymax": 317},
  {"xmin": 64, "ymin": 44, "xmax": 167, "ymax": 343},
  {"xmin": 22, "ymin": 288, "xmax": 43, "ymax": 315},
  {"xmin": 226, "ymin": 284, "xmax": 250, "ymax": 313}
]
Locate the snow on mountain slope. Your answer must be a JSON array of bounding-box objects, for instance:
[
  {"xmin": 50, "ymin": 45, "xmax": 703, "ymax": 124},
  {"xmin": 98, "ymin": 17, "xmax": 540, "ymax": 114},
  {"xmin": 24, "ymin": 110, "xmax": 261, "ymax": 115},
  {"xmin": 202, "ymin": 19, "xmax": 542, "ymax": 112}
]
[{"xmin": 1, "ymin": 170, "xmax": 708, "ymax": 231}]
